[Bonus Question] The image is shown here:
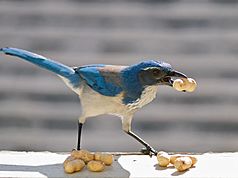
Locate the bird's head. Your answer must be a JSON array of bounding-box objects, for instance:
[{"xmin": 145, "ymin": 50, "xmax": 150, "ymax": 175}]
[{"xmin": 136, "ymin": 60, "xmax": 187, "ymax": 87}]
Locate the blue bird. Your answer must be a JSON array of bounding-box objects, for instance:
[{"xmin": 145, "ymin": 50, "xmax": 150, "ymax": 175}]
[{"xmin": 0, "ymin": 47, "xmax": 187, "ymax": 155}]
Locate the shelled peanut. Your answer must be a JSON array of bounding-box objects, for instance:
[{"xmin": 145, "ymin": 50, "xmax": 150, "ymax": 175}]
[
  {"xmin": 87, "ymin": 160, "xmax": 105, "ymax": 172},
  {"xmin": 157, "ymin": 151, "xmax": 198, "ymax": 172},
  {"xmin": 170, "ymin": 154, "xmax": 197, "ymax": 166},
  {"xmin": 173, "ymin": 157, "xmax": 192, "ymax": 172},
  {"xmin": 63, "ymin": 149, "xmax": 114, "ymax": 174},
  {"xmin": 94, "ymin": 152, "xmax": 114, "ymax": 166},
  {"xmin": 71, "ymin": 149, "xmax": 94, "ymax": 163},
  {"xmin": 64, "ymin": 158, "xmax": 85, "ymax": 174},
  {"xmin": 157, "ymin": 151, "xmax": 170, "ymax": 167},
  {"xmin": 173, "ymin": 78, "xmax": 197, "ymax": 92}
]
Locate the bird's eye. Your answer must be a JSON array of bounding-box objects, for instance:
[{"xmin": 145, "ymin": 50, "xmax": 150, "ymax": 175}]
[{"xmin": 152, "ymin": 69, "xmax": 161, "ymax": 76}]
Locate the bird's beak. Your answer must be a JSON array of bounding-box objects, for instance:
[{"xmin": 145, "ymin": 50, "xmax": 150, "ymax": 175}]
[
  {"xmin": 169, "ymin": 70, "xmax": 188, "ymax": 78},
  {"xmin": 160, "ymin": 70, "xmax": 187, "ymax": 87}
]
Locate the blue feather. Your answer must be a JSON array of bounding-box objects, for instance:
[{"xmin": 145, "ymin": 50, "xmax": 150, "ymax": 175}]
[
  {"xmin": 75, "ymin": 65, "xmax": 123, "ymax": 96},
  {"xmin": 0, "ymin": 47, "xmax": 80, "ymax": 87},
  {"xmin": 121, "ymin": 66, "xmax": 143, "ymax": 104},
  {"xmin": 121, "ymin": 60, "xmax": 171, "ymax": 104}
]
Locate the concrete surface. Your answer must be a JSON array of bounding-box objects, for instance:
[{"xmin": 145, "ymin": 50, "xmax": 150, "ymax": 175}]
[
  {"xmin": 1, "ymin": 0, "xmax": 238, "ymax": 153},
  {"xmin": 0, "ymin": 151, "xmax": 238, "ymax": 178}
]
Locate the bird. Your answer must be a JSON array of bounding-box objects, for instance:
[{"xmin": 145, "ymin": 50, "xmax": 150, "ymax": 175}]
[{"xmin": 0, "ymin": 47, "xmax": 187, "ymax": 156}]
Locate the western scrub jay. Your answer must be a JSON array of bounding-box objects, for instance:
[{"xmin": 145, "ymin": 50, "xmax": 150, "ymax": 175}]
[{"xmin": 1, "ymin": 47, "xmax": 187, "ymax": 155}]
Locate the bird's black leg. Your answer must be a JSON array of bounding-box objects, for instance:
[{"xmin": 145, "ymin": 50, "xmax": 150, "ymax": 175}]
[
  {"xmin": 77, "ymin": 122, "xmax": 83, "ymax": 150},
  {"xmin": 127, "ymin": 131, "xmax": 157, "ymax": 156}
]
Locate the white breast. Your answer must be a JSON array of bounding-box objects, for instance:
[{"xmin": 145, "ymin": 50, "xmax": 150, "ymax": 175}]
[
  {"xmin": 61, "ymin": 76, "xmax": 158, "ymax": 117},
  {"xmin": 127, "ymin": 85, "xmax": 158, "ymax": 110}
]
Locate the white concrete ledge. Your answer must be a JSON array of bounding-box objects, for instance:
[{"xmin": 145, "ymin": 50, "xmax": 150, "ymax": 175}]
[{"xmin": 0, "ymin": 151, "xmax": 238, "ymax": 178}]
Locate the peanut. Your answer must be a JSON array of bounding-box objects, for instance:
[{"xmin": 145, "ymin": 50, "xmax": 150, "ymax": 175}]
[
  {"xmin": 64, "ymin": 159, "xmax": 85, "ymax": 174},
  {"xmin": 87, "ymin": 160, "xmax": 105, "ymax": 172},
  {"xmin": 71, "ymin": 149, "xmax": 94, "ymax": 163},
  {"xmin": 170, "ymin": 155, "xmax": 197, "ymax": 166},
  {"xmin": 173, "ymin": 78, "xmax": 197, "ymax": 92},
  {"xmin": 157, "ymin": 151, "xmax": 170, "ymax": 167},
  {"xmin": 94, "ymin": 152, "xmax": 114, "ymax": 166},
  {"xmin": 174, "ymin": 157, "xmax": 192, "ymax": 172}
]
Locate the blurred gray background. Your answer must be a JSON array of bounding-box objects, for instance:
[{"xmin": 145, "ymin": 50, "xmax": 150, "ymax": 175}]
[{"xmin": 0, "ymin": 0, "xmax": 238, "ymax": 153}]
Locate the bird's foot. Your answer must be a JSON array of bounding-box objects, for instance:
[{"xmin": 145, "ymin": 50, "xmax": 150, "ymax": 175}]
[
  {"xmin": 141, "ymin": 146, "xmax": 157, "ymax": 157},
  {"xmin": 72, "ymin": 148, "xmax": 80, "ymax": 151}
]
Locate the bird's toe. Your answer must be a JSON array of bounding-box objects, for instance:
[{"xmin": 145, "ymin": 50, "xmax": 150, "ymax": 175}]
[{"xmin": 141, "ymin": 147, "xmax": 157, "ymax": 156}]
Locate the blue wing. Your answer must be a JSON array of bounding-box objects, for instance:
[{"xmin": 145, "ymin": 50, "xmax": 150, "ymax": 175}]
[{"xmin": 75, "ymin": 65, "xmax": 123, "ymax": 96}]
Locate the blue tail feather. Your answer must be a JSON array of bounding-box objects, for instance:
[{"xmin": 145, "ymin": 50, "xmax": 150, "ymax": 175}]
[{"xmin": 0, "ymin": 47, "xmax": 80, "ymax": 86}]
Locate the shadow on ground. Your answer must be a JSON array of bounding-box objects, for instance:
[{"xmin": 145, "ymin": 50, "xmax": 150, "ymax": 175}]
[{"xmin": 0, "ymin": 160, "xmax": 130, "ymax": 177}]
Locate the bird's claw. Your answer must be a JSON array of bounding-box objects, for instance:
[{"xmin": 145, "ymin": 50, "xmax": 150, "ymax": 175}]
[{"xmin": 141, "ymin": 146, "xmax": 157, "ymax": 157}]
